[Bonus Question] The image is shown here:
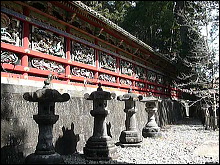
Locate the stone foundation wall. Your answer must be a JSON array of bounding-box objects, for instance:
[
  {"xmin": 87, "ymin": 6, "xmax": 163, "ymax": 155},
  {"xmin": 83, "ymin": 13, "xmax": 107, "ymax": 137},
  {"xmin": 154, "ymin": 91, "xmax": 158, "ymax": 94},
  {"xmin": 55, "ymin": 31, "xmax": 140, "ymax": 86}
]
[{"xmin": 1, "ymin": 82, "xmax": 185, "ymax": 164}]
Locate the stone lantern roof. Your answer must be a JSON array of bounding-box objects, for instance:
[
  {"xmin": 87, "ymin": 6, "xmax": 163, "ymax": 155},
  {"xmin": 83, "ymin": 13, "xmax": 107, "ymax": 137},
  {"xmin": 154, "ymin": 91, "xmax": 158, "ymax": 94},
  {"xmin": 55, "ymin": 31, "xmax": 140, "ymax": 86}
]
[{"xmin": 23, "ymin": 76, "xmax": 70, "ymax": 102}]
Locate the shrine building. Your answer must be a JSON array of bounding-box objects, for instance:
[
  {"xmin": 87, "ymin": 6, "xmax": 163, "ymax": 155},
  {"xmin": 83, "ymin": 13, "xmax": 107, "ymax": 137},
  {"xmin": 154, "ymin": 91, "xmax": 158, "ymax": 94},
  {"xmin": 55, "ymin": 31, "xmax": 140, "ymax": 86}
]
[{"xmin": 1, "ymin": 1, "xmax": 184, "ymax": 163}]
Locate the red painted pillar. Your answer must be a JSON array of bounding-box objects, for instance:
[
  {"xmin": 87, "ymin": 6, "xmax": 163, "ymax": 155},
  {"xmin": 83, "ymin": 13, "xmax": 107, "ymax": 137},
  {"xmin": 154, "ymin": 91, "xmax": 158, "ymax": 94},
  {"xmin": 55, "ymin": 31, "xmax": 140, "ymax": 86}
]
[
  {"xmin": 132, "ymin": 65, "xmax": 136, "ymax": 88},
  {"xmin": 94, "ymin": 39, "xmax": 99, "ymax": 83},
  {"xmin": 131, "ymin": 56, "xmax": 135, "ymax": 88},
  {"xmin": 22, "ymin": 7, "xmax": 30, "ymax": 79},
  {"xmin": 116, "ymin": 49, "xmax": 120, "ymax": 86},
  {"xmin": 65, "ymin": 27, "xmax": 71, "ymax": 83}
]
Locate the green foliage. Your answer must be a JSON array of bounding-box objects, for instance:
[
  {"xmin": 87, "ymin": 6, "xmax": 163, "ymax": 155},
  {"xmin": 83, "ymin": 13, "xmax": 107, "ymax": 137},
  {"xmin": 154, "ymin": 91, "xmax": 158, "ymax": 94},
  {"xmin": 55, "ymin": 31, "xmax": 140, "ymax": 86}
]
[
  {"xmin": 120, "ymin": 1, "xmax": 178, "ymax": 54},
  {"xmin": 83, "ymin": 1, "xmax": 133, "ymax": 24}
]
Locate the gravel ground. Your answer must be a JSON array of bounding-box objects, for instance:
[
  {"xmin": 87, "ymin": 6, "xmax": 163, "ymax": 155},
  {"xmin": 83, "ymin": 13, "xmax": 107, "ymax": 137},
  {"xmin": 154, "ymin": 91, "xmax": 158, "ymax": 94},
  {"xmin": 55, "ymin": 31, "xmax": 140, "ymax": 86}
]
[{"xmin": 62, "ymin": 118, "xmax": 219, "ymax": 164}]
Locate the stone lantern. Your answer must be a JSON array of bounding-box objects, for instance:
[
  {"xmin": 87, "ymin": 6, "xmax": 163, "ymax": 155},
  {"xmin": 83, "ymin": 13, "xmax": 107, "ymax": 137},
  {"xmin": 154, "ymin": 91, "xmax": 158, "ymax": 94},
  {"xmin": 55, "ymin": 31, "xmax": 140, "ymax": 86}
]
[
  {"xmin": 83, "ymin": 83, "xmax": 117, "ymax": 160},
  {"xmin": 202, "ymin": 103, "xmax": 210, "ymax": 130},
  {"xmin": 117, "ymin": 89, "xmax": 142, "ymax": 147},
  {"xmin": 24, "ymin": 74, "xmax": 70, "ymax": 164},
  {"xmin": 139, "ymin": 95, "xmax": 162, "ymax": 138}
]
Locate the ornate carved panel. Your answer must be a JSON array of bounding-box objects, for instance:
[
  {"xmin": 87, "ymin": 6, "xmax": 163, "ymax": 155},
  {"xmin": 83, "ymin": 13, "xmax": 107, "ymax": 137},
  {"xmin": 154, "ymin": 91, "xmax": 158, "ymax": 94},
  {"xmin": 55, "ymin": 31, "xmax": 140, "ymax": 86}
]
[
  {"xmin": 157, "ymin": 87, "xmax": 164, "ymax": 92},
  {"xmin": 71, "ymin": 41, "xmax": 95, "ymax": 65},
  {"xmin": 99, "ymin": 73, "xmax": 116, "ymax": 83},
  {"xmin": 30, "ymin": 58, "xmax": 65, "ymax": 73},
  {"xmin": 135, "ymin": 82, "xmax": 145, "ymax": 88},
  {"xmin": 120, "ymin": 78, "xmax": 132, "ymax": 86},
  {"xmin": 71, "ymin": 66, "xmax": 94, "ymax": 79},
  {"xmin": 147, "ymin": 70, "xmax": 156, "ymax": 82},
  {"xmin": 1, "ymin": 50, "xmax": 19, "ymax": 64},
  {"xmin": 1, "ymin": 13, "xmax": 22, "ymax": 46},
  {"xmin": 120, "ymin": 60, "xmax": 134, "ymax": 76},
  {"xmin": 157, "ymin": 74, "xmax": 164, "ymax": 84},
  {"xmin": 134, "ymin": 65, "xmax": 146, "ymax": 80},
  {"xmin": 148, "ymin": 84, "xmax": 155, "ymax": 90},
  {"xmin": 164, "ymin": 78, "xmax": 171, "ymax": 87},
  {"xmin": 99, "ymin": 51, "xmax": 116, "ymax": 72},
  {"xmin": 31, "ymin": 26, "xmax": 65, "ymax": 58}
]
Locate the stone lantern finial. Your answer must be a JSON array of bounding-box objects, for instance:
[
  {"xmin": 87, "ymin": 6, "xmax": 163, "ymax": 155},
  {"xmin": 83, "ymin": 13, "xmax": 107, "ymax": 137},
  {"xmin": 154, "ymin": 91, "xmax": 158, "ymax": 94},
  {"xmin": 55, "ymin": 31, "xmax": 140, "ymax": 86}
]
[
  {"xmin": 43, "ymin": 73, "xmax": 54, "ymax": 88},
  {"xmin": 97, "ymin": 82, "xmax": 103, "ymax": 91}
]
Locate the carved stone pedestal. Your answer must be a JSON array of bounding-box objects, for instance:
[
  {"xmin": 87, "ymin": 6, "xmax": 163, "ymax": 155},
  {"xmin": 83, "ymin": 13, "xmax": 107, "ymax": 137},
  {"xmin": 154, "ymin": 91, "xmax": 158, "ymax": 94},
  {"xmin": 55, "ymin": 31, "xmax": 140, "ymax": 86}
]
[
  {"xmin": 139, "ymin": 95, "xmax": 162, "ymax": 138},
  {"xmin": 117, "ymin": 89, "xmax": 142, "ymax": 147},
  {"xmin": 23, "ymin": 76, "xmax": 70, "ymax": 164},
  {"xmin": 83, "ymin": 83, "xmax": 117, "ymax": 160}
]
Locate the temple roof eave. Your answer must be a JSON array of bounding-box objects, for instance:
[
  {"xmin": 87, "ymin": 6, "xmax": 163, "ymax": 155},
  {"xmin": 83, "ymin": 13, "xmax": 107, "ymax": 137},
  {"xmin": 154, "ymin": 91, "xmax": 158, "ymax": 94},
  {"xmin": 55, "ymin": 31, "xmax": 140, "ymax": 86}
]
[{"xmin": 69, "ymin": 1, "xmax": 175, "ymax": 65}]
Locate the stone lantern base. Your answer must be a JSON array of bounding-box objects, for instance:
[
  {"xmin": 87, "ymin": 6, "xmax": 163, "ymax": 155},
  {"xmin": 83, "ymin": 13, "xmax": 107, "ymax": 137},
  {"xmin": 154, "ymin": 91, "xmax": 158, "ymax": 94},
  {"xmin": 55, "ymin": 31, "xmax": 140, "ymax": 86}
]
[
  {"xmin": 25, "ymin": 153, "xmax": 64, "ymax": 164},
  {"xmin": 142, "ymin": 126, "xmax": 162, "ymax": 138},
  {"xmin": 83, "ymin": 137, "xmax": 118, "ymax": 160},
  {"xmin": 119, "ymin": 130, "xmax": 142, "ymax": 147}
]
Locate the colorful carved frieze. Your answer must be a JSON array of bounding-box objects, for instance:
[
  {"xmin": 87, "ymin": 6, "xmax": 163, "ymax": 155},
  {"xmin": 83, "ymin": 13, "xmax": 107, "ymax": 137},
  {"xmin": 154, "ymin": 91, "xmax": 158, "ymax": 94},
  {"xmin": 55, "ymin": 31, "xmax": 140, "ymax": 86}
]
[
  {"xmin": 147, "ymin": 70, "xmax": 157, "ymax": 82},
  {"xmin": 31, "ymin": 58, "xmax": 65, "ymax": 73},
  {"xmin": 71, "ymin": 41, "xmax": 95, "ymax": 65},
  {"xmin": 148, "ymin": 84, "xmax": 155, "ymax": 90},
  {"xmin": 98, "ymin": 41, "xmax": 116, "ymax": 53},
  {"xmin": 99, "ymin": 51, "xmax": 116, "ymax": 71},
  {"xmin": 157, "ymin": 86, "xmax": 164, "ymax": 92},
  {"xmin": 27, "ymin": 1, "xmax": 66, "ymax": 22},
  {"xmin": 120, "ymin": 78, "xmax": 132, "ymax": 86},
  {"xmin": 157, "ymin": 74, "xmax": 164, "ymax": 84},
  {"xmin": 135, "ymin": 82, "xmax": 145, "ymax": 88},
  {"xmin": 1, "ymin": 13, "xmax": 22, "ymax": 46},
  {"xmin": 31, "ymin": 26, "xmax": 65, "ymax": 58},
  {"xmin": 99, "ymin": 73, "xmax": 116, "ymax": 83},
  {"xmin": 134, "ymin": 65, "xmax": 146, "ymax": 80},
  {"xmin": 120, "ymin": 60, "xmax": 134, "ymax": 76},
  {"xmin": 71, "ymin": 66, "xmax": 94, "ymax": 79},
  {"xmin": 106, "ymin": 34, "xmax": 116, "ymax": 46},
  {"xmin": 1, "ymin": 50, "xmax": 19, "ymax": 64}
]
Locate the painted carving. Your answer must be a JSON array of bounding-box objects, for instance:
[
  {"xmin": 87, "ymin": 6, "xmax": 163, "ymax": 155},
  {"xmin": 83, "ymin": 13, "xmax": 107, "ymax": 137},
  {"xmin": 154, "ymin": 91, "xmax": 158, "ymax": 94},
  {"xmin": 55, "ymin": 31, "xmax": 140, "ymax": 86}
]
[
  {"xmin": 99, "ymin": 73, "xmax": 116, "ymax": 83},
  {"xmin": 157, "ymin": 87, "xmax": 164, "ymax": 92},
  {"xmin": 135, "ymin": 82, "xmax": 145, "ymax": 88},
  {"xmin": 120, "ymin": 78, "xmax": 132, "ymax": 86},
  {"xmin": 148, "ymin": 85, "xmax": 155, "ymax": 90},
  {"xmin": 99, "ymin": 52, "xmax": 116, "ymax": 71},
  {"xmin": 1, "ymin": 50, "xmax": 18, "ymax": 64},
  {"xmin": 157, "ymin": 75, "xmax": 164, "ymax": 84},
  {"xmin": 1, "ymin": 13, "xmax": 22, "ymax": 46},
  {"xmin": 71, "ymin": 66, "xmax": 94, "ymax": 79},
  {"xmin": 147, "ymin": 71, "xmax": 156, "ymax": 82},
  {"xmin": 71, "ymin": 41, "xmax": 95, "ymax": 65},
  {"xmin": 31, "ymin": 26, "xmax": 65, "ymax": 58},
  {"xmin": 31, "ymin": 58, "xmax": 65, "ymax": 73},
  {"xmin": 121, "ymin": 60, "xmax": 134, "ymax": 76},
  {"xmin": 134, "ymin": 65, "xmax": 146, "ymax": 80},
  {"xmin": 164, "ymin": 79, "xmax": 170, "ymax": 87}
]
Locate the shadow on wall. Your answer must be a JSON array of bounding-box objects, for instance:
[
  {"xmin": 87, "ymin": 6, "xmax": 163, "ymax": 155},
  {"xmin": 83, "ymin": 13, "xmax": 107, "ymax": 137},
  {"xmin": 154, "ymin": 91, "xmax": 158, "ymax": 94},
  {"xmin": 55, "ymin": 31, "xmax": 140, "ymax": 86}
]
[
  {"xmin": 107, "ymin": 121, "xmax": 112, "ymax": 138},
  {"xmin": 157, "ymin": 99, "xmax": 185, "ymax": 127},
  {"xmin": 1, "ymin": 134, "xmax": 26, "ymax": 164},
  {"xmin": 55, "ymin": 122, "xmax": 80, "ymax": 155},
  {"xmin": 1, "ymin": 90, "xmax": 27, "ymax": 164}
]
